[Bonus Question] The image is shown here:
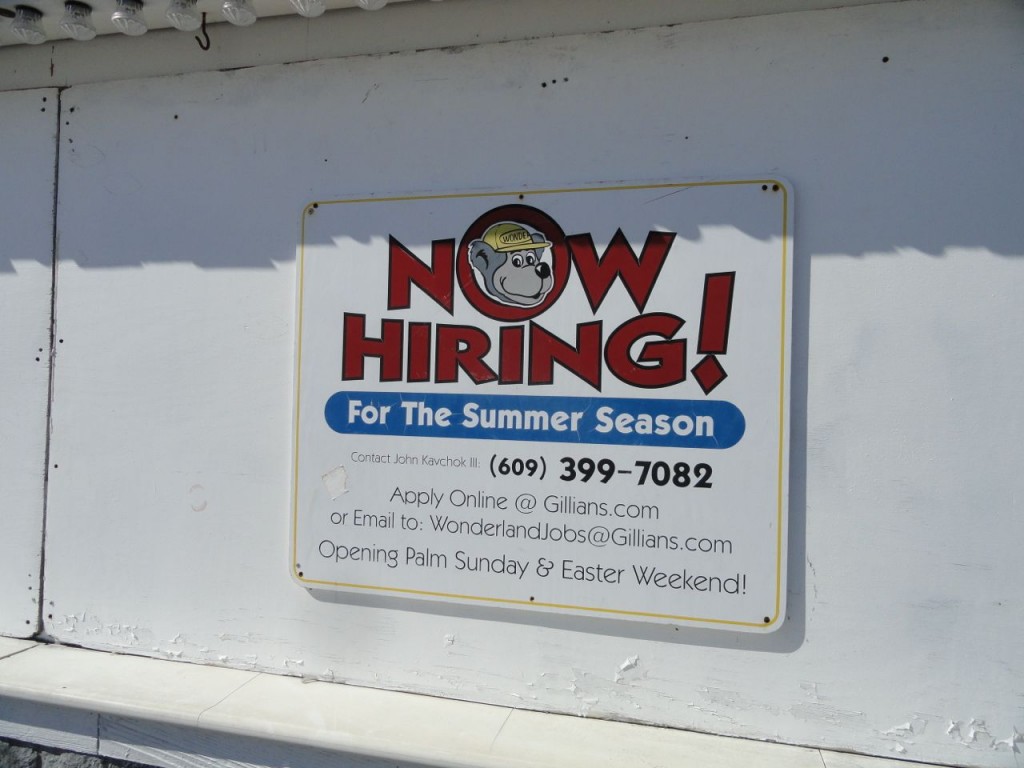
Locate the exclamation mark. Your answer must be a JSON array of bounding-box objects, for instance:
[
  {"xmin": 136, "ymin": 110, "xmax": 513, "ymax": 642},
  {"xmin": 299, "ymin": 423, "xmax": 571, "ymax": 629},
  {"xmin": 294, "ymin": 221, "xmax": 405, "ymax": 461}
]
[{"xmin": 691, "ymin": 272, "xmax": 735, "ymax": 394}]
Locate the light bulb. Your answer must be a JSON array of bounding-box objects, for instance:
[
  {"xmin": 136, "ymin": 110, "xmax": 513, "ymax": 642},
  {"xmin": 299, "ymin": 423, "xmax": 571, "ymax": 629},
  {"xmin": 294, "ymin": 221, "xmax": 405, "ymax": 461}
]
[
  {"xmin": 111, "ymin": 0, "xmax": 147, "ymax": 35},
  {"xmin": 11, "ymin": 6, "xmax": 47, "ymax": 45},
  {"xmin": 59, "ymin": 1, "xmax": 96, "ymax": 40},
  {"xmin": 165, "ymin": 0, "xmax": 200, "ymax": 30},
  {"xmin": 289, "ymin": 0, "xmax": 324, "ymax": 18},
  {"xmin": 357, "ymin": 0, "xmax": 386, "ymax": 9},
  {"xmin": 221, "ymin": 0, "xmax": 256, "ymax": 25}
]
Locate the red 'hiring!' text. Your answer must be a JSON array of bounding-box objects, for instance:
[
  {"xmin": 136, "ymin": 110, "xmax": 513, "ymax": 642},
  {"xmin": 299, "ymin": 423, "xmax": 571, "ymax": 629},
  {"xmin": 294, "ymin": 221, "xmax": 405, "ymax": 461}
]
[{"xmin": 339, "ymin": 212, "xmax": 734, "ymax": 394}]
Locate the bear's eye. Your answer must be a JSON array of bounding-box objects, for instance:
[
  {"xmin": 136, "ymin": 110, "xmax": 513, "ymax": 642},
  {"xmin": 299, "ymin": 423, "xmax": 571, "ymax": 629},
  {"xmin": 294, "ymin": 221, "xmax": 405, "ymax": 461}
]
[
  {"xmin": 526, "ymin": 253, "xmax": 537, "ymax": 265},
  {"xmin": 511, "ymin": 255, "xmax": 523, "ymax": 267}
]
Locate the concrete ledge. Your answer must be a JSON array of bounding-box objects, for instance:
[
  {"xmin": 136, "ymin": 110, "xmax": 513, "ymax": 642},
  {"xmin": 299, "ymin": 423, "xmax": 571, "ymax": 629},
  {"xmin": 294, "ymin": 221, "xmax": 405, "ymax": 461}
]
[{"xmin": 0, "ymin": 639, "xmax": 944, "ymax": 768}]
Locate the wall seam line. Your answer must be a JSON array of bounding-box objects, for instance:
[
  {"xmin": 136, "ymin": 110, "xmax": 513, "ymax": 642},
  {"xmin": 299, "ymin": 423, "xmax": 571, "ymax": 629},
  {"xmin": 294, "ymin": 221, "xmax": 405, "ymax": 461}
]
[{"xmin": 35, "ymin": 86, "xmax": 64, "ymax": 640}]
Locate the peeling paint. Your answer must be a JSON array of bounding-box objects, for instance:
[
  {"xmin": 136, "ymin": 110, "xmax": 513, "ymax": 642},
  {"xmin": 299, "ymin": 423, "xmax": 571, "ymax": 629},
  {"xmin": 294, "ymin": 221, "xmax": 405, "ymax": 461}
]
[
  {"xmin": 882, "ymin": 722, "xmax": 914, "ymax": 736},
  {"xmin": 103, "ymin": 622, "xmax": 140, "ymax": 647},
  {"xmin": 613, "ymin": 655, "xmax": 640, "ymax": 683},
  {"xmin": 965, "ymin": 718, "xmax": 992, "ymax": 745},
  {"xmin": 946, "ymin": 717, "xmax": 1008, "ymax": 749},
  {"xmin": 567, "ymin": 674, "xmax": 599, "ymax": 717},
  {"xmin": 216, "ymin": 632, "xmax": 258, "ymax": 643},
  {"xmin": 695, "ymin": 686, "xmax": 782, "ymax": 718},
  {"xmin": 993, "ymin": 727, "xmax": 1022, "ymax": 753},
  {"xmin": 322, "ymin": 466, "xmax": 349, "ymax": 499},
  {"xmin": 444, "ymin": 633, "xmax": 455, "ymax": 647},
  {"xmin": 788, "ymin": 701, "xmax": 863, "ymax": 726},
  {"xmin": 73, "ymin": 620, "xmax": 148, "ymax": 647}
]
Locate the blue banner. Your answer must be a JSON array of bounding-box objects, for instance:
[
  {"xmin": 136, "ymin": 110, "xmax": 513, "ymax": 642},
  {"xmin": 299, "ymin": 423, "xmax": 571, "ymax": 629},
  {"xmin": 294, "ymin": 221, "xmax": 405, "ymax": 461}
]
[{"xmin": 324, "ymin": 391, "xmax": 744, "ymax": 449}]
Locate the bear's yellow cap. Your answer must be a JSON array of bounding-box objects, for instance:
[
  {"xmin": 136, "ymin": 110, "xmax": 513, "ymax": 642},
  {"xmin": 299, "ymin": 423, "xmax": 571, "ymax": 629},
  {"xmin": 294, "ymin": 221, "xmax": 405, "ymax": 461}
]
[{"xmin": 482, "ymin": 222, "xmax": 552, "ymax": 253}]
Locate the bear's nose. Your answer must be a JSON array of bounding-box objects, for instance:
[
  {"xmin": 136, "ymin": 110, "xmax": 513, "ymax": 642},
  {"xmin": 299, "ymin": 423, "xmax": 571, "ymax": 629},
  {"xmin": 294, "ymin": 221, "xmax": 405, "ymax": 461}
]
[{"xmin": 536, "ymin": 263, "xmax": 551, "ymax": 279}]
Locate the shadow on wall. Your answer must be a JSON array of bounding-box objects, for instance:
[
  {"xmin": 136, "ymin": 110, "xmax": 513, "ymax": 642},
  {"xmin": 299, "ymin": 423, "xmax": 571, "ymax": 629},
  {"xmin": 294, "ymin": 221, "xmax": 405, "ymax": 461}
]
[{"xmin": 2, "ymin": 12, "xmax": 1021, "ymax": 274}]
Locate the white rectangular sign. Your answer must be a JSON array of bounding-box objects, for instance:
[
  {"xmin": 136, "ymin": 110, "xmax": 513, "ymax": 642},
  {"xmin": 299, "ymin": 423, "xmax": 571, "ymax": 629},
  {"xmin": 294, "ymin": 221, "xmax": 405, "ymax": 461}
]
[{"xmin": 293, "ymin": 181, "xmax": 791, "ymax": 630}]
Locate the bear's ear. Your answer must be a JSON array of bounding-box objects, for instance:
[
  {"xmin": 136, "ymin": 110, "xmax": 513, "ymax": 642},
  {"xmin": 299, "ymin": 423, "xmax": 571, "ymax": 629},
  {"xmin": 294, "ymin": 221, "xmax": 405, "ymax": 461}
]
[{"xmin": 468, "ymin": 241, "xmax": 490, "ymax": 270}]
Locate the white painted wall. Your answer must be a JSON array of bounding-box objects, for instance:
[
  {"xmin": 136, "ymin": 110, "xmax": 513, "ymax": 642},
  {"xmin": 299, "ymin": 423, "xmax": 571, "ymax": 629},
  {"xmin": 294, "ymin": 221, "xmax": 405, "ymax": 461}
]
[
  {"xmin": 0, "ymin": 88, "xmax": 57, "ymax": 638},
  {"xmin": 1, "ymin": 1, "xmax": 1022, "ymax": 766}
]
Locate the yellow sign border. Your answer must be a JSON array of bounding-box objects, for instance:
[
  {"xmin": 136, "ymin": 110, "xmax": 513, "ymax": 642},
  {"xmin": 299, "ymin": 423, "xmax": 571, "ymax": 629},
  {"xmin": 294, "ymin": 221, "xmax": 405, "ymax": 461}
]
[{"xmin": 291, "ymin": 180, "xmax": 791, "ymax": 630}]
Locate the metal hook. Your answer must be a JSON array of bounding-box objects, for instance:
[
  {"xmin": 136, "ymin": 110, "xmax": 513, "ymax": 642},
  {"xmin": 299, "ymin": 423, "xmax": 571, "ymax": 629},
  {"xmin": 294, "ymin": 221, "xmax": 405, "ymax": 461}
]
[{"xmin": 195, "ymin": 12, "xmax": 210, "ymax": 51}]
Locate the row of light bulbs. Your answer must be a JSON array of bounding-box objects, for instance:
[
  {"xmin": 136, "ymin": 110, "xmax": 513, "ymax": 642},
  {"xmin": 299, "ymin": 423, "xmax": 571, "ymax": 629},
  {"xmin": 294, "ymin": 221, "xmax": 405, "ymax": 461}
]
[{"xmin": 4, "ymin": 0, "xmax": 430, "ymax": 43}]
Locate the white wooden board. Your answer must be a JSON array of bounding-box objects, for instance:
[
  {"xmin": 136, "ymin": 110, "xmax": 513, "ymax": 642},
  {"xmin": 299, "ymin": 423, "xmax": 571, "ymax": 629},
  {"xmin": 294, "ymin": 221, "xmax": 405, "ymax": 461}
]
[
  {"xmin": 39, "ymin": 2, "xmax": 1024, "ymax": 766},
  {"xmin": 0, "ymin": 88, "xmax": 57, "ymax": 638}
]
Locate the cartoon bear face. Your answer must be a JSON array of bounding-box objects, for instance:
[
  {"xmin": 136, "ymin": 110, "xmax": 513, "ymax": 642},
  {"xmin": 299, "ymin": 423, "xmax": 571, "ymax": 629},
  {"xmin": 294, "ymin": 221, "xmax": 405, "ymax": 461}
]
[{"xmin": 468, "ymin": 222, "xmax": 554, "ymax": 307}]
